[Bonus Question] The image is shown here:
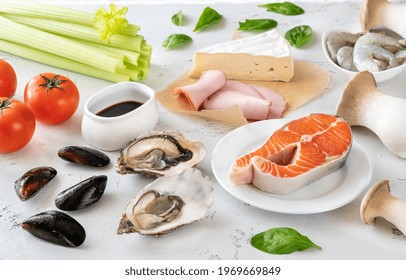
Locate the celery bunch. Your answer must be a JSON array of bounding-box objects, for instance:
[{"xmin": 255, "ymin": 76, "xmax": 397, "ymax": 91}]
[{"xmin": 0, "ymin": 0, "xmax": 151, "ymax": 82}]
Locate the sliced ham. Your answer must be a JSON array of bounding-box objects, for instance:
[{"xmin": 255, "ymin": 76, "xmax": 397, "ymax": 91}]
[
  {"xmin": 173, "ymin": 69, "xmax": 287, "ymax": 120},
  {"xmin": 203, "ymin": 90, "xmax": 271, "ymax": 121},
  {"xmin": 173, "ymin": 70, "xmax": 226, "ymax": 110},
  {"xmin": 220, "ymin": 81, "xmax": 264, "ymax": 99},
  {"xmin": 250, "ymin": 84, "xmax": 287, "ymax": 118}
]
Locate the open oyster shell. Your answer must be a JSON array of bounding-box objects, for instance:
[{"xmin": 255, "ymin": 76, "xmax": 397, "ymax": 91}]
[
  {"xmin": 117, "ymin": 168, "xmax": 213, "ymax": 236},
  {"xmin": 116, "ymin": 130, "xmax": 205, "ymax": 177}
]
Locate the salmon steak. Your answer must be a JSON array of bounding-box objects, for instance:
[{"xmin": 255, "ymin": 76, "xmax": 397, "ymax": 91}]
[{"xmin": 229, "ymin": 113, "xmax": 352, "ymax": 194}]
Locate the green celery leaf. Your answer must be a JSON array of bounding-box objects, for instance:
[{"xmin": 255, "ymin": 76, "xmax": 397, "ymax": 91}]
[
  {"xmin": 163, "ymin": 34, "xmax": 192, "ymax": 50},
  {"xmin": 94, "ymin": 3, "xmax": 129, "ymax": 42},
  {"xmin": 284, "ymin": 25, "xmax": 313, "ymax": 48},
  {"xmin": 258, "ymin": 2, "xmax": 305, "ymax": 16},
  {"xmin": 250, "ymin": 227, "xmax": 322, "ymax": 255},
  {"xmin": 193, "ymin": 7, "xmax": 222, "ymax": 32},
  {"xmin": 238, "ymin": 19, "xmax": 278, "ymax": 31}
]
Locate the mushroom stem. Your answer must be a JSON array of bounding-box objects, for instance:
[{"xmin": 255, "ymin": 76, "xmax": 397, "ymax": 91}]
[
  {"xmin": 360, "ymin": 180, "xmax": 406, "ymax": 236},
  {"xmin": 361, "ymin": 0, "xmax": 406, "ymax": 39},
  {"xmin": 336, "ymin": 71, "xmax": 406, "ymax": 158}
]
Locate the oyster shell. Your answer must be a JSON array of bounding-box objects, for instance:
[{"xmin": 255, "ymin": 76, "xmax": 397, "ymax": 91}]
[
  {"xmin": 117, "ymin": 168, "xmax": 213, "ymax": 236},
  {"xmin": 116, "ymin": 130, "xmax": 205, "ymax": 177}
]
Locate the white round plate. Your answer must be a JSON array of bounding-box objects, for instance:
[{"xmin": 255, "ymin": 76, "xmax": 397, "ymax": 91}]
[{"xmin": 211, "ymin": 119, "xmax": 372, "ymax": 214}]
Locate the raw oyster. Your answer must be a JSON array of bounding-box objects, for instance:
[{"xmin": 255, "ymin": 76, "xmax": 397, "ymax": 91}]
[
  {"xmin": 117, "ymin": 168, "xmax": 213, "ymax": 236},
  {"xmin": 116, "ymin": 130, "xmax": 205, "ymax": 177}
]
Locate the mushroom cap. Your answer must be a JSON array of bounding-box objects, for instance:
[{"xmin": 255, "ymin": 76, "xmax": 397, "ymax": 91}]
[
  {"xmin": 360, "ymin": 179, "xmax": 391, "ymax": 224},
  {"xmin": 360, "ymin": 0, "xmax": 387, "ymax": 32},
  {"xmin": 336, "ymin": 71, "xmax": 378, "ymax": 126}
]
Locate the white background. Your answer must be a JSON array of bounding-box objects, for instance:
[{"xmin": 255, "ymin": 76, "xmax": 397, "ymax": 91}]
[{"xmin": 1, "ymin": 0, "xmax": 406, "ymax": 266}]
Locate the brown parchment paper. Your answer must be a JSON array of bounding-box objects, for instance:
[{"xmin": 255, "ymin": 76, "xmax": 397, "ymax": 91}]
[{"xmin": 156, "ymin": 60, "xmax": 331, "ymax": 126}]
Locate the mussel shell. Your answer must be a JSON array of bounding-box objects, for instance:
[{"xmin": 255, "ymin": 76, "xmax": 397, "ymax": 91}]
[
  {"xmin": 21, "ymin": 210, "xmax": 86, "ymax": 247},
  {"xmin": 55, "ymin": 175, "xmax": 107, "ymax": 211},
  {"xmin": 58, "ymin": 146, "xmax": 110, "ymax": 167},
  {"xmin": 15, "ymin": 167, "xmax": 57, "ymax": 201}
]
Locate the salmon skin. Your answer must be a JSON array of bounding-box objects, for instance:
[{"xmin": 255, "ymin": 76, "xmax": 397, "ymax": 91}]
[{"xmin": 229, "ymin": 113, "xmax": 352, "ymax": 194}]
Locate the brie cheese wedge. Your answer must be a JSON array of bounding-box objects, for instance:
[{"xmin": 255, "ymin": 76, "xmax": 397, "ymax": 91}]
[{"xmin": 189, "ymin": 29, "xmax": 294, "ymax": 82}]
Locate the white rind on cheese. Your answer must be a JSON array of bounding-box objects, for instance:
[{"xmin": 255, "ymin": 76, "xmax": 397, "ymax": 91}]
[
  {"xmin": 188, "ymin": 29, "xmax": 294, "ymax": 82},
  {"xmin": 196, "ymin": 29, "xmax": 290, "ymax": 57}
]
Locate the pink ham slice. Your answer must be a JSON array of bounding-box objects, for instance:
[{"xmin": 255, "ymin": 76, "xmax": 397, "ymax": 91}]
[
  {"xmin": 220, "ymin": 81, "xmax": 264, "ymax": 99},
  {"xmin": 203, "ymin": 90, "xmax": 272, "ymax": 121},
  {"xmin": 173, "ymin": 69, "xmax": 286, "ymax": 120},
  {"xmin": 203, "ymin": 81, "xmax": 286, "ymax": 120},
  {"xmin": 250, "ymin": 85, "xmax": 286, "ymax": 118},
  {"xmin": 173, "ymin": 70, "xmax": 226, "ymax": 110}
]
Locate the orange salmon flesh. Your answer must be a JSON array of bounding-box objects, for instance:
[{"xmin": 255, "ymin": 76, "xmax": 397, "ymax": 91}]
[{"xmin": 229, "ymin": 113, "xmax": 352, "ymax": 194}]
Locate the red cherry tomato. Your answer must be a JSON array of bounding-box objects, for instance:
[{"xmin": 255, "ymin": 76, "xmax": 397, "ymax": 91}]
[
  {"xmin": 24, "ymin": 73, "xmax": 80, "ymax": 125},
  {"xmin": 0, "ymin": 59, "xmax": 17, "ymax": 98},
  {"xmin": 0, "ymin": 97, "xmax": 36, "ymax": 153}
]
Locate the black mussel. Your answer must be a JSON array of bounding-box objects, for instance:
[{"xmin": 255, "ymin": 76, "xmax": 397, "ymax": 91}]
[
  {"xmin": 58, "ymin": 146, "xmax": 110, "ymax": 167},
  {"xmin": 21, "ymin": 210, "xmax": 86, "ymax": 247},
  {"xmin": 55, "ymin": 175, "xmax": 107, "ymax": 211},
  {"xmin": 15, "ymin": 167, "xmax": 57, "ymax": 201}
]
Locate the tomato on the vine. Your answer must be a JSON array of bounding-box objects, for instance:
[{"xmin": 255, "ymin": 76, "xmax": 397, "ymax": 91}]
[
  {"xmin": 0, "ymin": 97, "xmax": 36, "ymax": 153},
  {"xmin": 24, "ymin": 73, "xmax": 80, "ymax": 125},
  {"xmin": 0, "ymin": 59, "xmax": 17, "ymax": 98}
]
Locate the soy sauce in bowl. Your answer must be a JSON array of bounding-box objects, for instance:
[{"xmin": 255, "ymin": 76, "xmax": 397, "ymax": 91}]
[
  {"xmin": 96, "ymin": 101, "xmax": 143, "ymax": 118},
  {"xmin": 82, "ymin": 82, "xmax": 159, "ymax": 151}
]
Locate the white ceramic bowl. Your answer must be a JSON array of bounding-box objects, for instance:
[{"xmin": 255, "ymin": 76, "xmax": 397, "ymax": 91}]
[
  {"xmin": 81, "ymin": 82, "xmax": 159, "ymax": 151},
  {"xmin": 322, "ymin": 28, "xmax": 406, "ymax": 83}
]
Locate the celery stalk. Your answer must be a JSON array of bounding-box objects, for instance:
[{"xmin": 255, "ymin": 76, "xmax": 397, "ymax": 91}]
[
  {"xmin": 5, "ymin": 15, "xmax": 144, "ymax": 52},
  {"xmin": 117, "ymin": 67, "xmax": 140, "ymax": 81},
  {"xmin": 0, "ymin": 0, "xmax": 152, "ymax": 81},
  {"xmin": 0, "ymin": 0, "xmax": 140, "ymax": 36},
  {"xmin": 140, "ymin": 44, "xmax": 152, "ymax": 62},
  {"xmin": 0, "ymin": 39, "xmax": 130, "ymax": 83},
  {"xmin": 77, "ymin": 40, "xmax": 141, "ymax": 66},
  {"xmin": 0, "ymin": 15, "xmax": 124, "ymax": 73}
]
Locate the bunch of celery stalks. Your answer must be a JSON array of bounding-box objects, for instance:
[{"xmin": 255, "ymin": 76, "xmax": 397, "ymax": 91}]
[{"xmin": 0, "ymin": 0, "xmax": 151, "ymax": 82}]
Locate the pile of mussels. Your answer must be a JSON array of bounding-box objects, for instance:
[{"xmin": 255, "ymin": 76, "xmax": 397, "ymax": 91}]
[{"xmin": 16, "ymin": 146, "xmax": 110, "ymax": 248}]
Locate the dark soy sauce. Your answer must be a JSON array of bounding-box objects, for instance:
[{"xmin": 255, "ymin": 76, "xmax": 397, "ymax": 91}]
[{"xmin": 96, "ymin": 100, "xmax": 143, "ymax": 117}]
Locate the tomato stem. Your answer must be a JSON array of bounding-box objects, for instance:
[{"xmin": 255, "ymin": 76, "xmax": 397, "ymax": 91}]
[
  {"xmin": 0, "ymin": 97, "xmax": 12, "ymax": 114},
  {"xmin": 39, "ymin": 74, "xmax": 68, "ymax": 94}
]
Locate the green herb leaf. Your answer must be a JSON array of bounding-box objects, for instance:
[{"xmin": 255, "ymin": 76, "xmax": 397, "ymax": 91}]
[
  {"xmin": 250, "ymin": 227, "xmax": 322, "ymax": 255},
  {"xmin": 238, "ymin": 19, "xmax": 278, "ymax": 31},
  {"xmin": 284, "ymin": 25, "xmax": 312, "ymax": 48},
  {"xmin": 258, "ymin": 2, "xmax": 304, "ymax": 16},
  {"xmin": 171, "ymin": 11, "xmax": 184, "ymax": 26},
  {"xmin": 193, "ymin": 7, "xmax": 223, "ymax": 32},
  {"xmin": 163, "ymin": 34, "xmax": 192, "ymax": 50}
]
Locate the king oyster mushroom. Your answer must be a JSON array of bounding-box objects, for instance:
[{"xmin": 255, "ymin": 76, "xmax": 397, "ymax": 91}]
[
  {"xmin": 361, "ymin": 0, "xmax": 406, "ymax": 39},
  {"xmin": 336, "ymin": 71, "xmax": 406, "ymax": 158},
  {"xmin": 117, "ymin": 168, "xmax": 213, "ymax": 236},
  {"xmin": 116, "ymin": 130, "xmax": 205, "ymax": 177}
]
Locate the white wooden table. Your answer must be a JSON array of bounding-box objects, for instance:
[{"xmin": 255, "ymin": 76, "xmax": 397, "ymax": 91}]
[{"xmin": 1, "ymin": 0, "xmax": 406, "ymax": 260}]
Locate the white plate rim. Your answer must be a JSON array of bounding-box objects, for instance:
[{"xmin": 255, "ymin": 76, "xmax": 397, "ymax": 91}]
[{"xmin": 211, "ymin": 118, "xmax": 372, "ymax": 214}]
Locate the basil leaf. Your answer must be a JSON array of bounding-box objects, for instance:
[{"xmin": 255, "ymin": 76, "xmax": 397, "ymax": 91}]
[
  {"xmin": 258, "ymin": 2, "xmax": 304, "ymax": 16},
  {"xmin": 284, "ymin": 25, "xmax": 312, "ymax": 48},
  {"xmin": 238, "ymin": 19, "xmax": 278, "ymax": 31},
  {"xmin": 163, "ymin": 34, "xmax": 192, "ymax": 50},
  {"xmin": 193, "ymin": 7, "xmax": 222, "ymax": 32},
  {"xmin": 250, "ymin": 227, "xmax": 322, "ymax": 255},
  {"xmin": 171, "ymin": 10, "xmax": 184, "ymax": 26}
]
